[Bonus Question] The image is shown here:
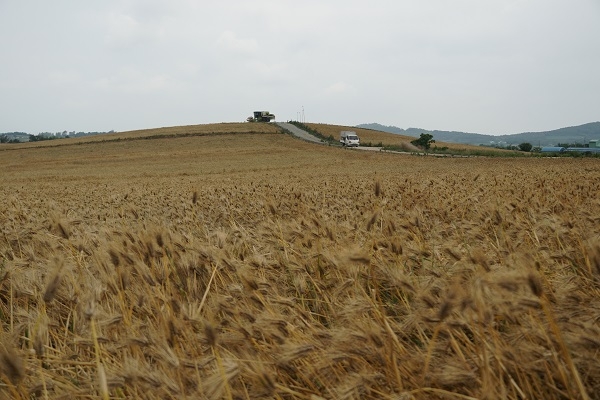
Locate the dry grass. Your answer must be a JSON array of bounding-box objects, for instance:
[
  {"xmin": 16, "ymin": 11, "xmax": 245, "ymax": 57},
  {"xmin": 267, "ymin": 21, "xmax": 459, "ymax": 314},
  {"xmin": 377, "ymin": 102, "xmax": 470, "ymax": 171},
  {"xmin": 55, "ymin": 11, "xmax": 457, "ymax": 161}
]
[{"xmin": 1, "ymin": 124, "xmax": 600, "ymax": 399}]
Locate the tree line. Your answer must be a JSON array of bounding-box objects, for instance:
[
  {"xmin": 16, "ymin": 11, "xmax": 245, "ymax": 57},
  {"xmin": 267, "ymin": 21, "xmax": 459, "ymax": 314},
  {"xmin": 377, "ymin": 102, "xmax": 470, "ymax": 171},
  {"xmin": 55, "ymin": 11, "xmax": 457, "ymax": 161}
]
[{"xmin": 412, "ymin": 133, "xmax": 535, "ymax": 152}]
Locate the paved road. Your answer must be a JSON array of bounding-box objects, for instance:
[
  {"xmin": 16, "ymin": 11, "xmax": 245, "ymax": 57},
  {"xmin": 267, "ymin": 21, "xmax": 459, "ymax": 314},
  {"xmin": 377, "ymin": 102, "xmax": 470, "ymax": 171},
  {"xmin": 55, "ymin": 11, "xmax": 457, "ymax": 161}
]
[
  {"xmin": 277, "ymin": 123, "xmax": 386, "ymax": 151},
  {"xmin": 276, "ymin": 122, "xmax": 472, "ymax": 157},
  {"xmin": 276, "ymin": 123, "xmax": 387, "ymax": 151},
  {"xmin": 275, "ymin": 122, "xmax": 326, "ymax": 144}
]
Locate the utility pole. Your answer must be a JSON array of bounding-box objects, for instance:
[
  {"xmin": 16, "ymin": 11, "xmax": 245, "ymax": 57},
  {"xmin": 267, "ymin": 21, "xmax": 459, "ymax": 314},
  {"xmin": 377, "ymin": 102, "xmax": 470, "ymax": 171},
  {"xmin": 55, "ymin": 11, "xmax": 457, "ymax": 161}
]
[{"xmin": 302, "ymin": 106, "xmax": 305, "ymax": 123}]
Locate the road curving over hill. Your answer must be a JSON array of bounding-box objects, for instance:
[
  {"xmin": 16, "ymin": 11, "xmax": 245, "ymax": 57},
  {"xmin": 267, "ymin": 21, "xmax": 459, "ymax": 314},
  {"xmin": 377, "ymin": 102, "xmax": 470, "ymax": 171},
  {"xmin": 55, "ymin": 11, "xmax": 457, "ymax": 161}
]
[
  {"xmin": 276, "ymin": 122, "xmax": 481, "ymax": 157},
  {"xmin": 277, "ymin": 122, "xmax": 392, "ymax": 152}
]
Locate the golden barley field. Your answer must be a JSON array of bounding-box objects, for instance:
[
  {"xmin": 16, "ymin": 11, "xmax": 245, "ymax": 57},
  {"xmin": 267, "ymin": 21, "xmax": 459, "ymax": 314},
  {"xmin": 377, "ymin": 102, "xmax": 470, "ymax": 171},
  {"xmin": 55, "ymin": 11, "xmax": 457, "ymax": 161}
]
[{"xmin": 1, "ymin": 123, "xmax": 600, "ymax": 399}]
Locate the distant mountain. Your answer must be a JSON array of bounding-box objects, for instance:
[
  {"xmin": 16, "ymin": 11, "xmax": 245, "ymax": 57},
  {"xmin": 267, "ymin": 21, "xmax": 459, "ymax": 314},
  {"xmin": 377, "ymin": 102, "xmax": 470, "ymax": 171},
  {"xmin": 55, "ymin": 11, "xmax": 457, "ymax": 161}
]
[{"xmin": 356, "ymin": 122, "xmax": 600, "ymax": 147}]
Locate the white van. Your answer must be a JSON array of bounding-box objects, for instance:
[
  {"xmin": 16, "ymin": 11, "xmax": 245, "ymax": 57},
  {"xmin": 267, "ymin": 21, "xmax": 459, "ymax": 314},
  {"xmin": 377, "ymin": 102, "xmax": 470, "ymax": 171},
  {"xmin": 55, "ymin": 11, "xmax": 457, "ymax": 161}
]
[{"xmin": 340, "ymin": 131, "xmax": 360, "ymax": 147}]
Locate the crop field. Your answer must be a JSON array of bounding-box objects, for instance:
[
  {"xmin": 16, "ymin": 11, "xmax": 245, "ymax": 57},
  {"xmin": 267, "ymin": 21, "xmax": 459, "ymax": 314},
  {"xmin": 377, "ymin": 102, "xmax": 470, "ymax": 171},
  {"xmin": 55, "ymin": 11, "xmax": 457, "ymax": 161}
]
[{"xmin": 1, "ymin": 124, "xmax": 600, "ymax": 399}]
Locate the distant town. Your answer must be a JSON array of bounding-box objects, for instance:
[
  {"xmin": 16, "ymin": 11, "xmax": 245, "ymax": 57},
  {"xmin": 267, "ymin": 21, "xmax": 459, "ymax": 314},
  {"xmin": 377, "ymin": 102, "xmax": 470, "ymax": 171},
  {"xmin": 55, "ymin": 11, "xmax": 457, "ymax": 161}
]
[{"xmin": 0, "ymin": 130, "xmax": 115, "ymax": 143}]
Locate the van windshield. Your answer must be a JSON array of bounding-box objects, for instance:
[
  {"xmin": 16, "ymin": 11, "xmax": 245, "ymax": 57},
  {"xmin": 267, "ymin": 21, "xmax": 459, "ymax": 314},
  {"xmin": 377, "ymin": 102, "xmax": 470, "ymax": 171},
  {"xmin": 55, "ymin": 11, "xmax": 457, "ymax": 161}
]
[{"xmin": 348, "ymin": 136, "xmax": 358, "ymax": 140}]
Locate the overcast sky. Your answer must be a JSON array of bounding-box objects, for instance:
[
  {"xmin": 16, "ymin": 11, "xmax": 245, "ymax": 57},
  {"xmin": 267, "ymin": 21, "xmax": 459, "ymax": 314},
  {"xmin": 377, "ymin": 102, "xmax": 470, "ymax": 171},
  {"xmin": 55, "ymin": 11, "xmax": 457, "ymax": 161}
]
[{"xmin": 1, "ymin": 0, "xmax": 599, "ymax": 135}]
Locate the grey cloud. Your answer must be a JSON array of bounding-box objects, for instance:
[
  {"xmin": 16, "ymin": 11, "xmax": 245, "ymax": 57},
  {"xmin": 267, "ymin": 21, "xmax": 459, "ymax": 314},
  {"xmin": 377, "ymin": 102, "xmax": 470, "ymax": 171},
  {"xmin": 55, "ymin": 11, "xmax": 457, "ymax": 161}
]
[{"xmin": 0, "ymin": 0, "xmax": 598, "ymax": 134}]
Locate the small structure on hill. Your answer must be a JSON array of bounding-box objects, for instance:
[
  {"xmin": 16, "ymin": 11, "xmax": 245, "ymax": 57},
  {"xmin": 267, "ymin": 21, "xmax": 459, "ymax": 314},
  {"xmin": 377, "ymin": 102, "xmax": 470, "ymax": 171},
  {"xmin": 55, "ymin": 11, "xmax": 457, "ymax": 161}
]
[{"xmin": 247, "ymin": 111, "xmax": 275, "ymax": 122}]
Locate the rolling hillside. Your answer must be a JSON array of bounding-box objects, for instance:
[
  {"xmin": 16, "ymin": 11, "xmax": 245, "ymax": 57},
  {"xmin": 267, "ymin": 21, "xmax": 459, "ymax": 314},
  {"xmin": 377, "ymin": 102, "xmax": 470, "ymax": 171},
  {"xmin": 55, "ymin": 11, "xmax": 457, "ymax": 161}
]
[{"xmin": 2, "ymin": 122, "xmax": 518, "ymax": 155}]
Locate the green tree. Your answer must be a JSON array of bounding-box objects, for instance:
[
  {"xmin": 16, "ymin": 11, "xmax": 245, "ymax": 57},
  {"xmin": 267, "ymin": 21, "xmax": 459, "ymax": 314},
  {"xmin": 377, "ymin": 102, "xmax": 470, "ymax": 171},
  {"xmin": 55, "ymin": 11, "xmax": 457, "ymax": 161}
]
[
  {"xmin": 411, "ymin": 133, "xmax": 435, "ymax": 150},
  {"xmin": 518, "ymin": 142, "xmax": 533, "ymax": 152}
]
